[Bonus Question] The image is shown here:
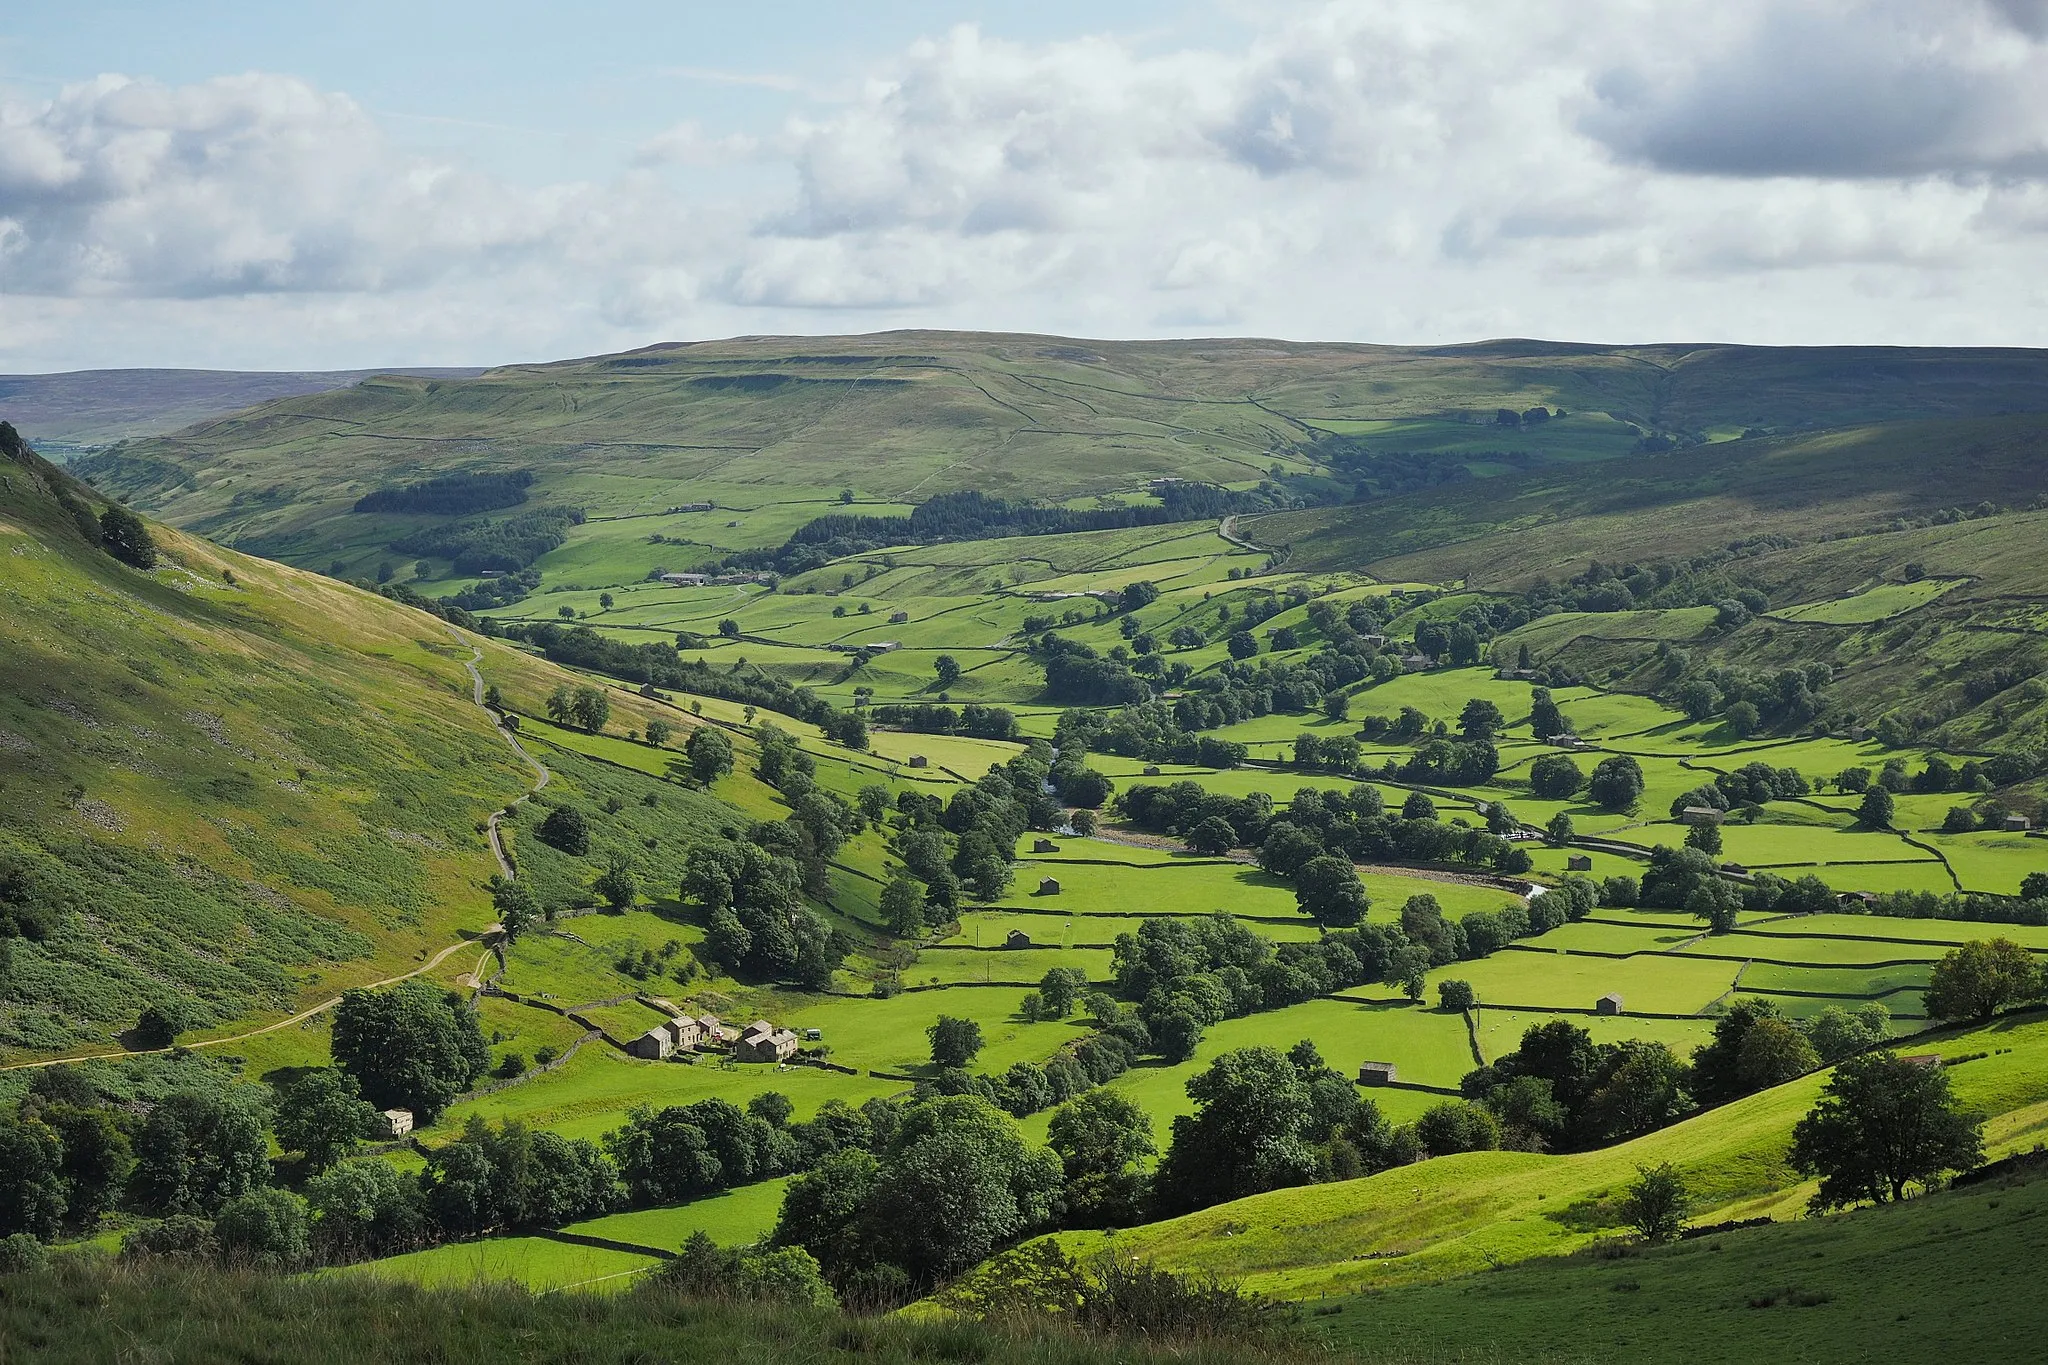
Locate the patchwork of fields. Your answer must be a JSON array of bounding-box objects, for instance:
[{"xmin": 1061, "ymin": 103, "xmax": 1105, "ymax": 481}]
[{"xmin": 254, "ymin": 500, "xmax": 2038, "ymax": 1296}]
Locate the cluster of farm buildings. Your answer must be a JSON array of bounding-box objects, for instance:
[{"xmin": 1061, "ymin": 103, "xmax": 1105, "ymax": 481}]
[
  {"xmin": 658, "ymin": 571, "xmax": 777, "ymax": 588},
  {"xmin": 626, "ymin": 1013, "xmax": 813, "ymax": 1063}
]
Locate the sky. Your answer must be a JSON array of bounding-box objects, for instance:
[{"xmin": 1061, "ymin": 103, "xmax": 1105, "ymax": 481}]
[{"xmin": 3, "ymin": 0, "xmax": 2048, "ymax": 371}]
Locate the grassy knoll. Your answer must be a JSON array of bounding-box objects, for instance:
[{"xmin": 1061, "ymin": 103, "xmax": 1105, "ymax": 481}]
[{"xmin": 1317, "ymin": 1155, "xmax": 2048, "ymax": 1365}]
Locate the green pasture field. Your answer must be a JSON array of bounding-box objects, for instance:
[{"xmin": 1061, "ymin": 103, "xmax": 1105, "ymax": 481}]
[
  {"xmin": 1520, "ymin": 845, "xmax": 1644, "ymax": 882},
  {"xmin": 1923, "ymin": 830, "xmax": 2047, "ymax": 895},
  {"xmin": 1358, "ymin": 873, "xmax": 1529, "ymax": 920},
  {"xmin": 775, "ymin": 989, "xmax": 1090, "ymax": 1076},
  {"xmin": 493, "ymin": 917, "xmax": 701, "ymax": 1013},
  {"xmin": 1018, "ymin": 997, "xmax": 1480, "ymax": 1148},
  {"xmin": 1801, "ymin": 861, "xmax": 1961, "ymax": 894},
  {"xmin": 1475, "ymin": 1008, "xmax": 1717, "ymax": 1064},
  {"xmin": 942, "ymin": 910, "xmax": 1325, "ymax": 949},
  {"xmin": 909, "ymin": 946, "xmax": 1115, "ymax": 987},
  {"xmin": 1697, "ymin": 931, "xmax": 1944, "ymax": 968},
  {"xmin": 329, "ymin": 1235, "xmax": 658, "ymax": 1293},
  {"xmin": 984, "ymin": 859, "xmax": 1311, "ymax": 921},
  {"xmin": 1511, "ymin": 920, "xmax": 1701, "ymax": 955},
  {"xmin": 1732, "ymin": 960, "xmax": 1931, "ymax": 1009},
  {"xmin": 1303, "ymin": 411, "xmax": 1641, "ymax": 459},
  {"xmin": 473, "ymin": 996, "xmax": 596, "ymax": 1069},
  {"xmin": 1425, "ymin": 949, "xmax": 1739, "ymax": 1016},
  {"xmin": 1347, "ymin": 668, "xmax": 1542, "ymax": 727},
  {"xmin": 1715, "ymin": 820, "xmax": 1934, "ymax": 868},
  {"xmin": 1739, "ymin": 914, "xmax": 2048, "ymax": 950},
  {"xmin": 1011, "ymin": 835, "xmax": 1187, "ymax": 864},
  {"xmin": 440, "ymin": 1044, "xmax": 902, "ymax": 1145},
  {"xmin": 1768, "ymin": 577, "xmax": 1965, "ymax": 624},
  {"xmin": 862, "ymin": 728, "xmax": 1025, "ymax": 775},
  {"xmin": 562, "ymin": 1177, "xmax": 792, "ymax": 1252},
  {"xmin": 577, "ymin": 999, "xmax": 674, "ymax": 1042}
]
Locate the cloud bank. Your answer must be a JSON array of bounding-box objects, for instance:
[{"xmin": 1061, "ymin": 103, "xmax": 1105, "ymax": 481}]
[{"xmin": 3, "ymin": 0, "xmax": 2047, "ymax": 369}]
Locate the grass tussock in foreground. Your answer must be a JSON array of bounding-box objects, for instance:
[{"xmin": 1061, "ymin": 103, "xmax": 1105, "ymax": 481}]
[{"xmin": 0, "ymin": 1259, "xmax": 1547, "ymax": 1365}]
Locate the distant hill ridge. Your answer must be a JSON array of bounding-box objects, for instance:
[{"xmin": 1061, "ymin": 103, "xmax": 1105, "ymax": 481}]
[{"xmin": 0, "ymin": 365, "xmax": 487, "ymax": 452}]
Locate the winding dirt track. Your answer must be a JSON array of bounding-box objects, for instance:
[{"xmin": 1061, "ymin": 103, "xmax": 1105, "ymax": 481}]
[{"xmin": 0, "ymin": 629, "xmax": 548, "ymax": 1072}]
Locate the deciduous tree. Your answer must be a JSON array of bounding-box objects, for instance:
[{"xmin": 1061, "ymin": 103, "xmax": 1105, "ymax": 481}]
[{"xmin": 1790, "ymin": 1050, "xmax": 1983, "ymax": 1208}]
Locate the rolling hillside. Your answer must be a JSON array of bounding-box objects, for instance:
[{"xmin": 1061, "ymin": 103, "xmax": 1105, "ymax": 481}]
[
  {"xmin": 1052, "ymin": 1007, "xmax": 2048, "ymax": 1300},
  {"xmin": 68, "ymin": 335, "xmax": 2048, "ymax": 580}
]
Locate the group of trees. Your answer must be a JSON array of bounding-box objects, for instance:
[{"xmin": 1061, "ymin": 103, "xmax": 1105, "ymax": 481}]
[
  {"xmin": 687, "ymin": 835, "xmax": 844, "ymax": 989},
  {"xmin": 772, "ymin": 1095, "xmax": 1064, "ymax": 1303},
  {"xmin": 352, "ymin": 469, "xmax": 534, "ymax": 516},
  {"xmin": 674, "ymin": 730, "xmax": 865, "ymax": 988},
  {"xmin": 99, "ymin": 505, "xmax": 159, "ymax": 570},
  {"xmin": 1847, "ymin": 882, "xmax": 2048, "ymax": 928},
  {"xmin": 1053, "ymin": 702, "xmax": 1248, "ymax": 769},
  {"xmin": 866, "ymin": 703, "xmax": 1020, "ymax": 740},
  {"xmin": 1119, "ymin": 781, "xmax": 1535, "ymax": 876},
  {"xmin": 1441, "ymin": 997, "xmax": 1907, "ymax": 1160},
  {"xmin": 499, "ymin": 621, "xmax": 866, "ymax": 743},
  {"xmin": 872, "ymin": 745, "xmax": 1065, "ymax": 943},
  {"xmin": 544, "ymin": 685, "xmax": 611, "ymax": 733},
  {"xmin": 1038, "ymin": 637, "xmax": 1152, "ymax": 706},
  {"xmin": 391, "ymin": 507, "xmax": 584, "ymax": 576}
]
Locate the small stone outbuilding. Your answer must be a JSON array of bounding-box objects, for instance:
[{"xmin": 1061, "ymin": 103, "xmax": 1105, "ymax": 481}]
[{"xmin": 627, "ymin": 1027, "xmax": 675, "ymax": 1060}]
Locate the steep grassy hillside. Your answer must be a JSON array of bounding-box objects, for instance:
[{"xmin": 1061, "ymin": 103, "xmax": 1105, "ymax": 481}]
[{"xmin": 0, "ymin": 423, "xmax": 536, "ymax": 1056}]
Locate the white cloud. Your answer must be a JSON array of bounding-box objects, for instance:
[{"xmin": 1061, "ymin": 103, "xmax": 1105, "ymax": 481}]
[
  {"xmin": 1582, "ymin": 0, "xmax": 2048, "ymax": 179},
  {"xmin": 6, "ymin": 2, "xmax": 2048, "ymax": 371}
]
